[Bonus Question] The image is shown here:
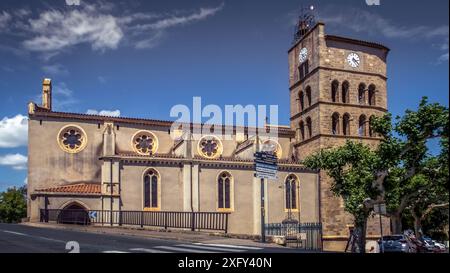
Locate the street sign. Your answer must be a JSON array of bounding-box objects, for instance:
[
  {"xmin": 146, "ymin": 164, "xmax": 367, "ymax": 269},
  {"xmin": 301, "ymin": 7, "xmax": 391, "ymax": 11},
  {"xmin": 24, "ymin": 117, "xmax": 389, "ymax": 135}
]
[
  {"xmin": 374, "ymin": 203, "xmax": 387, "ymax": 215},
  {"xmin": 89, "ymin": 211, "xmax": 97, "ymax": 219},
  {"xmin": 254, "ymin": 151, "xmax": 278, "ymax": 180}
]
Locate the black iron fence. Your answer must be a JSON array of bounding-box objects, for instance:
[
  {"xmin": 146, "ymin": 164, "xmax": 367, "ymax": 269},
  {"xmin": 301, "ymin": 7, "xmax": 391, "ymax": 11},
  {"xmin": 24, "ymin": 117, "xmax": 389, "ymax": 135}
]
[
  {"xmin": 266, "ymin": 222, "xmax": 322, "ymax": 251},
  {"xmin": 40, "ymin": 209, "xmax": 229, "ymax": 233}
]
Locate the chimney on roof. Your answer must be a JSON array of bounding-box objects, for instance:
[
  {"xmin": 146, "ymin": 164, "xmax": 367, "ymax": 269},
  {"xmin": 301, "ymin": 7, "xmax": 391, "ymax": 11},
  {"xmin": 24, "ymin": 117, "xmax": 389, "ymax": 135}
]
[{"xmin": 42, "ymin": 78, "xmax": 52, "ymax": 110}]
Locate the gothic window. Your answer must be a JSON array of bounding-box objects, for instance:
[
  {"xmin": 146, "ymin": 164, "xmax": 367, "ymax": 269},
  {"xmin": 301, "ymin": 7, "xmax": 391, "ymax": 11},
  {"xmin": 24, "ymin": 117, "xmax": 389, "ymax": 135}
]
[
  {"xmin": 299, "ymin": 121, "xmax": 305, "ymax": 141},
  {"xmin": 132, "ymin": 131, "xmax": 158, "ymax": 155},
  {"xmin": 358, "ymin": 115, "xmax": 367, "ymax": 137},
  {"xmin": 306, "ymin": 117, "xmax": 312, "ymax": 139},
  {"xmin": 331, "ymin": 80, "xmax": 339, "ymax": 102},
  {"xmin": 305, "ymin": 86, "xmax": 312, "ymax": 107},
  {"xmin": 218, "ymin": 172, "xmax": 232, "ymax": 210},
  {"xmin": 358, "ymin": 83, "xmax": 366, "ymax": 104},
  {"xmin": 144, "ymin": 169, "xmax": 159, "ymax": 209},
  {"xmin": 369, "ymin": 115, "xmax": 375, "ymax": 137},
  {"xmin": 285, "ymin": 174, "xmax": 298, "ymax": 210},
  {"xmin": 342, "ymin": 81, "xmax": 350, "ymax": 104},
  {"xmin": 198, "ymin": 135, "xmax": 223, "ymax": 158},
  {"xmin": 343, "ymin": 113, "xmax": 351, "ymax": 136},
  {"xmin": 299, "ymin": 91, "xmax": 304, "ymax": 112},
  {"xmin": 368, "ymin": 84, "xmax": 376, "ymax": 106},
  {"xmin": 58, "ymin": 125, "xmax": 87, "ymax": 153},
  {"xmin": 299, "ymin": 60, "xmax": 309, "ymax": 80},
  {"xmin": 332, "ymin": 113, "xmax": 340, "ymax": 135}
]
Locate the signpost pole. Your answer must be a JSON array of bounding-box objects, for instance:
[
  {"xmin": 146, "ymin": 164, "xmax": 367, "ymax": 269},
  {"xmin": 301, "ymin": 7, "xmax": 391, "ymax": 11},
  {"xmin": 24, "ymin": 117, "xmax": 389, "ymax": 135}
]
[
  {"xmin": 379, "ymin": 203, "xmax": 384, "ymax": 253},
  {"xmin": 261, "ymin": 177, "xmax": 266, "ymax": 243}
]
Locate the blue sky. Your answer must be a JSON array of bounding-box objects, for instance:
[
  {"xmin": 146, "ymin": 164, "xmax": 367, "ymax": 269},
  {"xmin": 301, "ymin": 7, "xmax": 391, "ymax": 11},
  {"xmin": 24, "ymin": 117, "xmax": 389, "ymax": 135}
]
[{"xmin": 0, "ymin": 0, "xmax": 448, "ymax": 191}]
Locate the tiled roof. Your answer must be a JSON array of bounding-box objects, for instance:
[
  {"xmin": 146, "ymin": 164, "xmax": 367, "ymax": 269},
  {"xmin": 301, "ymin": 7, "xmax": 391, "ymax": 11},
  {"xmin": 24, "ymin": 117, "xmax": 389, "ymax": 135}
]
[
  {"xmin": 35, "ymin": 183, "xmax": 101, "ymax": 194},
  {"xmin": 30, "ymin": 108, "xmax": 296, "ymax": 137},
  {"xmin": 325, "ymin": 35, "xmax": 390, "ymax": 51}
]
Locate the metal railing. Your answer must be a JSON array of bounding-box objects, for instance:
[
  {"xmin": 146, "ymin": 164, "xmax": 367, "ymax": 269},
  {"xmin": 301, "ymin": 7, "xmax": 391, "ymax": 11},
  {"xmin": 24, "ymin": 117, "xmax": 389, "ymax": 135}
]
[
  {"xmin": 266, "ymin": 222, "xmax": 323, "ymax": 251},
  {"xmin": 40, "ymin": 209, "xmax": 229, "ymax": 233}
]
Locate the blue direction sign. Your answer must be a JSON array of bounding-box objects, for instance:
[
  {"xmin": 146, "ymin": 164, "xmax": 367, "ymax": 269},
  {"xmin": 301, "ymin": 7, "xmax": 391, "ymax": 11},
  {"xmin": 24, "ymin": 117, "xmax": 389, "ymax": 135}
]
[
  {"xmin": 254, "ymin": 152, "xmax": 278, "ymax": 180},
  {"xmin": 89, "ymin": 211, "xmax": 97, "ymax": 219}
]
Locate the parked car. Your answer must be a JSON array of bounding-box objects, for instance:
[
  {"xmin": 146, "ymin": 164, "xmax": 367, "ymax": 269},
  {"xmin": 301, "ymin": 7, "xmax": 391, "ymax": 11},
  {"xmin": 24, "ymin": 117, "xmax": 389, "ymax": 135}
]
[{"xmin": 379, "ymin": 235, "xmax": 416, "ymax": 253}]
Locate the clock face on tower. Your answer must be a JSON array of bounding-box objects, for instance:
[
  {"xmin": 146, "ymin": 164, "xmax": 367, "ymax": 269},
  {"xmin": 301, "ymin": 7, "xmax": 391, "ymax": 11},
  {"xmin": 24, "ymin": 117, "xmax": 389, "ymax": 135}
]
[
  {"xmin": 299, "ymin": 47, "xmax": 308, "ymax": 63},
  {"xmin": 347, "ymin": 52, "xmax": 360, "ymax": 68}
]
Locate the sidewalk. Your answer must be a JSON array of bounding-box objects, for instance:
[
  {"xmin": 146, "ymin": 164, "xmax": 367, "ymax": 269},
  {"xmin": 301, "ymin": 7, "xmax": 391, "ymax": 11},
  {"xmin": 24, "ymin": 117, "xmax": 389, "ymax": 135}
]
[{"xmin": 22, "ymin": 222, "xmax": 284, "ymax": 248}]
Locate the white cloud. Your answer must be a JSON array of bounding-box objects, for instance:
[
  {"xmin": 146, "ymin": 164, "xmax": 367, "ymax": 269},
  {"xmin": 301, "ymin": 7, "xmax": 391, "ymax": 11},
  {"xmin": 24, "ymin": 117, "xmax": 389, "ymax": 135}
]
[
  {"xmin": 24, "ymin": 176, "xmax": 28, "ymax": 184},
  {"xmin": 23, "ymin": 6, "xmax": 123, "ymax": 54},
  {"xmin": 97, "ymin": 76, "xmax": 107, "ymax": 84},
  {"xmin": 140, "ymin": 4, "xmax": 224, "ymax": 30},
  {"xmin": 0, "ymin": 154, "xmax": 27, "ymax": 170},
  {"xmin": 0, "ymin": 11, "xmax": 11, "ymax": 30},
  {"xmin": 42, "ymin": 64, "xmax": 69, "ymax": 76},
  {"xmin": 0, "ymin": 114, "xmax": 28, "ymax": 148},
  {"xmin": 86, "ymin": 109, "xmax": 121, "ymax": 117},
  {"xmin": 0, "ymin": 3, "xmax": 224, "ymax": 57}
]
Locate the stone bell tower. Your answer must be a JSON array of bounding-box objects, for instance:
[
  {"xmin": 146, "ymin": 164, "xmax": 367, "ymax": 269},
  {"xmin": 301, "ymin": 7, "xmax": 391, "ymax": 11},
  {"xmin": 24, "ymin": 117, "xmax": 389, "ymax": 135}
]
[{"xmin": 288, "ymin": 7, "xmax": 390, "ymax": 250}]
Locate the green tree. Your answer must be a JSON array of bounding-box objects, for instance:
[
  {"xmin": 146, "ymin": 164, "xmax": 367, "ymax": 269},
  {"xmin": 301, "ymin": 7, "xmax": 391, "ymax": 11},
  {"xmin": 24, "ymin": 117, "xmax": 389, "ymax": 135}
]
[
  {"xmin": 303, "ymin": 97, "xmax": 448, "ymax": 252},
  {"xmin": 376, "ymin": 98, "xmax": 449, "ymax": 233},
  {"xmin": 303, "ymin": 141, "xmax": 380, "ymax": 253},
  {"xmin": 0, "ymin": 185, "xmax": 27, "ymax": 223}
]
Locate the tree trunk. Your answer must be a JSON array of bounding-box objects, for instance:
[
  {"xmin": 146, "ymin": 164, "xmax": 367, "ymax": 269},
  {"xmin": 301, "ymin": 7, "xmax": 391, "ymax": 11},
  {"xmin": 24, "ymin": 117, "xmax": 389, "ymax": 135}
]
[
  {"xmin": 391, "ymin": 212, "xmax": 402, "ymax": 234},
  {"xmin": 353, "ymin": 216, "xmax": 368, "ymax": 253},
  {"xmin": 413, "ymin": 216, "xmax": 422, "ymax": 239}
]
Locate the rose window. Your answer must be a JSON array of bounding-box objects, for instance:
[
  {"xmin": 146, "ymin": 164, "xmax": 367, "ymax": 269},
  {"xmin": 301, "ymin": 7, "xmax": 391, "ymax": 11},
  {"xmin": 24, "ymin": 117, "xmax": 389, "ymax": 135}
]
[
  {"xmin": 58, "ymin": 125, "xmax": 87, "ymax": 153},
  {"xmin": 198, "ymin": 136, "xmax": 223, "ymax": 158},
  {"xmin": 132, "ymin": 131, "xmax": 158, "ymax": 155}
]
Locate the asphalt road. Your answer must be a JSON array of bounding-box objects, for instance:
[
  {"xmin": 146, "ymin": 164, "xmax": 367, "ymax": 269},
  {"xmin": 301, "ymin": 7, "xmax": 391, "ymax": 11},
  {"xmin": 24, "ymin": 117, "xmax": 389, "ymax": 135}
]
[{"xmin": 0, "ymin": 223, "xmax": 313, "ymax": 253}]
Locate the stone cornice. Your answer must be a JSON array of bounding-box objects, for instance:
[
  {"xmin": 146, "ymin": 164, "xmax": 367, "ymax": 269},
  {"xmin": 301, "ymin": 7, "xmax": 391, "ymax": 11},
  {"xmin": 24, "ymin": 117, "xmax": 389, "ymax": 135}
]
[
  {"xmin": 290, "ymin": 101, "xmax": 388, "ymax": 121},
  {"xmin": 289, "ymin": 66, "xmax": 387, "ymax": 91}
]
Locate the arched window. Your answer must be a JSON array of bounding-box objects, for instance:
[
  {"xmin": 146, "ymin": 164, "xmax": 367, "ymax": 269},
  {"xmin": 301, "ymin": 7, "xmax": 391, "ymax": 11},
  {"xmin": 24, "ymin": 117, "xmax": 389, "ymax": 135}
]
[
  {"xmin": 332, "ymin": 113, "xmax": 340, "ymax": 135},
  {"xmin": 305, "ymin": 86, "xmax": 312, "ymax": 107},
  {"xmin": 369, "ymin": 115, "xmax": 375, "ymax": 137},
  {"xmin": 299, "ymin": 91, "xmax": 304, "ymax": 112},
  {"xmin": 144, "ymin": 169, "xmax": 159, "ymax": 209},
  {"xmin": 343, "ymin": 113, "xmax": 351, "ymax": 136},
  {"xmin": 358, "ymin": 115, "xmax": 367, "ymax": 137},
  {"xmin": 368, "ymin": 84, "xmax": 376, "ymax": 106},
  {"xmin": 342, "ymin": 81, "xmax": 350, "ymax": 104},
  {"xmin": 299, "ymin": 121, "xmax": 305, "ymax": 141},
  {"xmin": 358, "ymin": 83, "xmax": 366, "ymax": 105},
  {"xmin": 306, "ymin": 117, "xmax": 312, "ymax": 139},
  {"xmin": 218, "ymin": 171, "xmax": 232, "ymax": 210},
  {"xmin": 285, "ymin": 174, "xmax": 298, "ymax": 210},
  {"xmin": 331, "ymin": 80, "xmax": 339, "ymax": 102}
]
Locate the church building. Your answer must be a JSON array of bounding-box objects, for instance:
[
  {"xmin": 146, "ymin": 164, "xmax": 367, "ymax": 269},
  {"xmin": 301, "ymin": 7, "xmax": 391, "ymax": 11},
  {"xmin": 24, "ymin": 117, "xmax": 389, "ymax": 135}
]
[{"xmin": 27, "ymin": 18, "xmax": 390, "ymax": 251}]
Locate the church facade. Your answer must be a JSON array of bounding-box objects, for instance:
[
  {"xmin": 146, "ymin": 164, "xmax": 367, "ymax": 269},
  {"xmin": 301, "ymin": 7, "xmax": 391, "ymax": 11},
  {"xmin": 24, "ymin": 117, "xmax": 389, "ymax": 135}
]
[{"xmin": 27, "ymin": 21, "xmax": 390, "ymax": 251}]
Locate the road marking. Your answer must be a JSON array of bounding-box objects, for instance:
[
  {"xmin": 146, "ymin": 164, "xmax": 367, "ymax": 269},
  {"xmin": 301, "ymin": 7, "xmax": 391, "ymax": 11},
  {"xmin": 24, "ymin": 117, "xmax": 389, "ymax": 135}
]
[
  {"xmin": 154, "ymin": 246, "xmax": 219, "ymax": 253},
  {"xmin": 176, "ymin": 244, "xmax": 246, "ymax": 252},
  {"xmin": 1, "ymin": 229, "xmax": 65, "ymax": 243},
  {"xmin": 193, "ymin": 243, "xmax": 263, "ymax": 250},
  {"xmin": 129, "ymin": 248, "xmax": 171, "ymax": 253},
  {"xmin": 2, "ymin": 230, "xmax": 28, "ymax": 236},
  {"xmin": 102, "ymin": 250, "xmax": 130, "ymax": 253}
]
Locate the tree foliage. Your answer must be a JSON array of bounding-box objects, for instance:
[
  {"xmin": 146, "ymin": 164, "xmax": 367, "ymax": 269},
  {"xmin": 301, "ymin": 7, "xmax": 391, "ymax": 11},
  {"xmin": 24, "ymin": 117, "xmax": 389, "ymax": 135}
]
[
  {"xmin": 303, "ymin": 97, "xmax": 449, "ymax": 252},
  {"xmin": 0, "ymin": 185, "xmax": 27, "ymax": 223}
]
